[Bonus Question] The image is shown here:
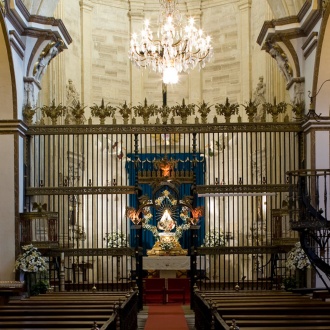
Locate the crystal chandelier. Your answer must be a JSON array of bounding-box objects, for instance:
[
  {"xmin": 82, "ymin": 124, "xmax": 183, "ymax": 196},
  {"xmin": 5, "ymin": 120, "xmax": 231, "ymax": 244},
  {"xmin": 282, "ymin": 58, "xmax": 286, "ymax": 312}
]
[{"xmin": 129, "ymin": 0, "xmax": 213, "ymax": 84}]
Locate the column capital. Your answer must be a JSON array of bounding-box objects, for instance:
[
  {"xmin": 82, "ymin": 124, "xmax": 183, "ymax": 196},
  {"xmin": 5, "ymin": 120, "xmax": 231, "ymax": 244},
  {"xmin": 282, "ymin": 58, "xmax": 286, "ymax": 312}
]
[
  {"xmin": 238, "ymin": 0, "xmax": 252, "ymax": 11},
  {"xmin": 186, "ymin": 0, "xmax": 202, "ymax": 16},
  {"xmin": 79, "ymin": 0, "xmax": 94, "ymax": 12},
  {"xmin": 128, "ymin": 0, "xmax": 145, "ymax": 19}
]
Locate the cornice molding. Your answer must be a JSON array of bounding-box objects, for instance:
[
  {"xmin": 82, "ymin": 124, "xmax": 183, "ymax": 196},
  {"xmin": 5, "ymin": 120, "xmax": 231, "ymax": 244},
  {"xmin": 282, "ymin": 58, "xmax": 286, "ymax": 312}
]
[
  {"xmin": 0, "ymin": 120, "xmax": 27, "ymax": 136},
  {"xmin": 257, "ymin": 2, "xmax": 321, "ymax": 46},
  {"xmin": 302, "ymin": 118, "xmax": 330, "ymax": 133},
  {"xmin": 23, "ymin": 16, "xmax": 72, "ymax": 46},
  {"xmin": 6, "ymin": 0, "xmax": 72, "ymax": 46},
  {"xmin": 302, "ymin": 31, "xmax": 318, "ymax": 59},
  {"xmin": 9, "ymin": 29, "xmax": 25, "ymax": 59}
]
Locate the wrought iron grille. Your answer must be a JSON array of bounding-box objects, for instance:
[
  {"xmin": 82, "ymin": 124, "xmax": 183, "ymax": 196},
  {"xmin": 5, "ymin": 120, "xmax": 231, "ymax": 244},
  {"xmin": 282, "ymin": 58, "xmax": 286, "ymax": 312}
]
[{"xmin": 24, "ymin": 122, "xmax": 301, "ymax": 292}]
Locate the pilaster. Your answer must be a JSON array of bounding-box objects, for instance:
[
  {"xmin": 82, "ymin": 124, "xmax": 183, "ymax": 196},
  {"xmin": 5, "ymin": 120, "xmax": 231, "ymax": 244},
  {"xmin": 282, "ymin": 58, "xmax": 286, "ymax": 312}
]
[
  {"xmin": 128, "ymin": 0, "xmax": 145, "ymax": 106},
  {"xmin": 186, "ymin": 1, "xmax": 202, "ymax": 105},
  {"xmin": 238, "ymin": 0, "xmax": 252, "ymax": 103},
  {"xmin": 79, "ymin": 0, "xmax": 94, "ymax": 107}
]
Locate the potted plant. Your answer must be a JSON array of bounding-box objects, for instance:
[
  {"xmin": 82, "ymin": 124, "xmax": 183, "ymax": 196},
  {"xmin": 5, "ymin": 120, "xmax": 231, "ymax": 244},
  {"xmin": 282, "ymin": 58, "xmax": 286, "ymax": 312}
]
[{"xmin": 31, "ymin": 279, "xmax": 49, "ymax": 295}]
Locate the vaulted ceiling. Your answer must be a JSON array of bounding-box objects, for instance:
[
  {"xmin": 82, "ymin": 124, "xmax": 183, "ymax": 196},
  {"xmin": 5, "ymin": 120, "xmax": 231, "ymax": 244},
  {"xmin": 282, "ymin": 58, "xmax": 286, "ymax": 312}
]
[{"xmin": 22, "ymin": 0, "xmax": 307, "ymax": 20}]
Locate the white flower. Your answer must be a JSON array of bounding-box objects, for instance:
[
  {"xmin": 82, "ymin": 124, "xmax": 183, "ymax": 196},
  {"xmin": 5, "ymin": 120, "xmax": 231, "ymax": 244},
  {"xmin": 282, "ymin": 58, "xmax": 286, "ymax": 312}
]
[
  {"xmin": 160, "ymin": 241, "xmax": 175, "ymax": 251},
  {"xmin": 286, "ymin": 242, "xmax": 311, "ymax": 270},
  {"xmin": 14, "ymin": 244, "xmax": 48, "ymax": 273},
  {"xmin": 202, "ymin": 229, "xmax": 225, "ymax": 247},
  {"xmin": 104, "ymin": 232, "xmax": 128, "ymax": 248}
]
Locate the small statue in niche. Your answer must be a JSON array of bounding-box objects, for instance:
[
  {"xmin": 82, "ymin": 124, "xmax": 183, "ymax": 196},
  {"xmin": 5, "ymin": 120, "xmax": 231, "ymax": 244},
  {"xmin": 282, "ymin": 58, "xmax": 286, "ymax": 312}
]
[
  {"xmin": 293, "ymin": 82, "xmax": 304, "ymax": 105},
  {"xmin": 253, "ymin": 76, "xmax": 266, "ymax": 122},
  {"xmin": 24, "ymin": 82, "xmax": 35, "ymax": 108},
  {"xmin": 66, "ymin": 79, "xmax": 80, "ymax": 107}
]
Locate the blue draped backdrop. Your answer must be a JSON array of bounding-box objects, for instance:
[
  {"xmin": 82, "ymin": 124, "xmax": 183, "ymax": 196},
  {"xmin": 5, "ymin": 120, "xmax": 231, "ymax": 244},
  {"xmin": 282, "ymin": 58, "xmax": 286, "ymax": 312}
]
[{"xmin": 126, "ymin": 153, "xmax": 205, "ymax": 254}]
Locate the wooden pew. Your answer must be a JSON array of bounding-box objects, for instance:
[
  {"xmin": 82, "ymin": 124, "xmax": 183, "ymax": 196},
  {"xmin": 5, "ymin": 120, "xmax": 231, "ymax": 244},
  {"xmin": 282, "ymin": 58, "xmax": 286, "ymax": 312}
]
[
  {"xmin": 0, "ymin": 290, "xmax": 137, "ymax": 330},
  {"xmin": 194, "ymin": 290, "xmax": 330, "ymax": 330},
  {"xmin": 0, "ymin": 281, "xmax": 24, "ymax": 305}
]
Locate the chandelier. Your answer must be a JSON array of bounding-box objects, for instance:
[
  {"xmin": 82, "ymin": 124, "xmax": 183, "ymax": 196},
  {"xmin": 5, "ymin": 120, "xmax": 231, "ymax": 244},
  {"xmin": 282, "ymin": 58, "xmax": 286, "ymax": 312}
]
[{"xmin": 129, "ymin": 0, "xmax": 213, "ymax": 84}]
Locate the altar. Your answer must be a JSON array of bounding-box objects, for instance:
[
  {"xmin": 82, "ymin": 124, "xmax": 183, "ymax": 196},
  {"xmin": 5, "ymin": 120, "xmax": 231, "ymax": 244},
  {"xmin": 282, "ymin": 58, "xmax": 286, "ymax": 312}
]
[{"xmin": 143, "ymin": 256, "xmax": 190, "ymax": 278}]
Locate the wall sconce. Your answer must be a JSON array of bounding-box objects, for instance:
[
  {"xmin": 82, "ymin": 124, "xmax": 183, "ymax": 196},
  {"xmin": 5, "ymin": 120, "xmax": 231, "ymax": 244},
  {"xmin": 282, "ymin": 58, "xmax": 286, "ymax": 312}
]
[
  {"xmin": 126, "ymin": 207, "xmax": 141, "ymax": 225},
  {"xmin": 190, "ymin": 206, "xmax": 204, "ymax": 225},
  {"xmin": 306, "ymin": 78, "xmax": 330, "ymax": 120}
]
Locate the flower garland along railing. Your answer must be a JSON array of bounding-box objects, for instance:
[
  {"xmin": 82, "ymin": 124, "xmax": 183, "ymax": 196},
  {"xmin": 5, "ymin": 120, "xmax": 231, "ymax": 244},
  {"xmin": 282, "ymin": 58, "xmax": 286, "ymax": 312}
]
[{"xmin": 201, "ymin": 229, "xmax": 226, "ymax": 247}]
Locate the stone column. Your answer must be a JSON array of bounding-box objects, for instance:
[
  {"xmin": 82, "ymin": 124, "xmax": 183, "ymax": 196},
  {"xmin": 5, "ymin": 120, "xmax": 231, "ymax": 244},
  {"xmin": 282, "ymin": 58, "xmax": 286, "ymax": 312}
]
[
  {"xmin": 79, "ymin": 0, "xmax": 94, "ymax": 107},
  {"xmin": 128, "ymin": 0, "xmax": 145, "ymax": 107},
  {"xmin": 238, "ymin": 0, "xmax": 252, "ymax": 104}
]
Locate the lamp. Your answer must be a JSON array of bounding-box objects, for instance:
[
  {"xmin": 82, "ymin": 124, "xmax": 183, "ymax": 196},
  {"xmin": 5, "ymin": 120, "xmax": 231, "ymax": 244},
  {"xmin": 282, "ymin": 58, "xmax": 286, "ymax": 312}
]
[
  {"xmin": 126, "ymin": 207, "xmax": 141, "ymax": 225},
  {"xmin": 129, "ymin": 0, "xmax": 213, "ymax": 84},
  {"xmin": 306, "ymin": 79, "xmax": 330, "ymax": 121},
  {"xmin": 190, "ymin": 206, "xmax": 204, "ymax": 225}
]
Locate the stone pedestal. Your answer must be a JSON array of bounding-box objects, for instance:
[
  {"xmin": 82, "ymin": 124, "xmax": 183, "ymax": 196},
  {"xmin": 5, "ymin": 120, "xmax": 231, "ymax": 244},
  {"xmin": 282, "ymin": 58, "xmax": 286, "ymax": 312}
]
[{"xmin": 143, "ymin": 256, "xmax": 190, "ymax": 279}]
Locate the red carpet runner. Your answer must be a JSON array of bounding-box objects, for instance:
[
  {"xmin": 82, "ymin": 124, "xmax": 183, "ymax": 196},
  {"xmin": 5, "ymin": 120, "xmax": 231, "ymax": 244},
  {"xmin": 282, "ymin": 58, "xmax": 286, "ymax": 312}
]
[{"xmin": 144, "ymin": 304, "xmax": 189, "ymax": 330}]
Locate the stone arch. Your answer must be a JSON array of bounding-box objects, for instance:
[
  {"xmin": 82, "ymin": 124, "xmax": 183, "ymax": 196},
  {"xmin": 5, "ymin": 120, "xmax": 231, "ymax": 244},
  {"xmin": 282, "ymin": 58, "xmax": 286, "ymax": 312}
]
[
  {"xmin": 22, "ymin": 0, "xmax": 59, "ymax": 16},
  {"xmin": 0, "ymin": 10, "xmax": 16, "ymax": 119},
  {"xmin": 266, "ymin": 0, "xmax": 306, "ymax": 19}
]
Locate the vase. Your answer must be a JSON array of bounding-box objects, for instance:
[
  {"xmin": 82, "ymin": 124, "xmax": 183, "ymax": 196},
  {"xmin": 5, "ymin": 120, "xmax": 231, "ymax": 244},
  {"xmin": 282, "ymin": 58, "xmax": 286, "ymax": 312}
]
[
  {"xmin": 24, "ymin": 272, "xmax": 36, "ymax": 297},
  {"xmin": 296, "ymin": 269, "xmax": 307, "ymax": 288}
]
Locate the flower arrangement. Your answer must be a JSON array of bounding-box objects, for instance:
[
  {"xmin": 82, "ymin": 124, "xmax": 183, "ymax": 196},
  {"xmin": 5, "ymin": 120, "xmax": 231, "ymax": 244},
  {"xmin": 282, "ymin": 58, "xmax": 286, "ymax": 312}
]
[
  {"xmin": 104, "ymin": 232, "xmax": 128, "ymax": 248},
  {"xmin": 14, "ymin": 244, "xmax": 48, "ymax": 273},
  {"xmin": 286, "ymin": 241, "xmax": 311, "ymax": 270},
  {"xmin": 160, "ymin": 240, "xmax": 175, "ymax": 251},
  {"xmin": 202, "ymin": 229, "xmax": 225, "ymax": 247}
]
